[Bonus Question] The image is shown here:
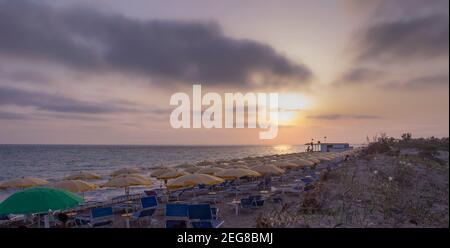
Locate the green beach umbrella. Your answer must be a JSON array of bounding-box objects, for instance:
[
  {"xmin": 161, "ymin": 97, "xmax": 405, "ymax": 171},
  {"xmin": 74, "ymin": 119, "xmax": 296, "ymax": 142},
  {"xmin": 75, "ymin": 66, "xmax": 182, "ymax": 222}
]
[{"xmin": 0, "ymin": 187, "xmax": 84, "ymax": 215}]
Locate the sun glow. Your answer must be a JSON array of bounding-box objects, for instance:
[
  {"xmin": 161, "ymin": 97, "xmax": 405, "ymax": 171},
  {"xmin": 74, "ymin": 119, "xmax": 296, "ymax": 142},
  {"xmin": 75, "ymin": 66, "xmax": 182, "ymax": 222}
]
[{"xmin": 272, "ymin": 93, "xmax": 314, "ymax": 126}]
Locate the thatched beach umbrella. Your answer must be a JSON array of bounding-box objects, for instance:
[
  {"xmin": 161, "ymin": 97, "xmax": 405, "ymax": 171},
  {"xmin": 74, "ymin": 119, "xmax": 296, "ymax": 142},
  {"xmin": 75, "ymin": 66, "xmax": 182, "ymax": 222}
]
[
  {"xmin": 232, "ymin": 164, "xmax": 249, "ymax": 169},
  {"xmin": 166, "ymin": 173, "xmax": 224, "ymax": 190},
  {"xmin": 291, "ymin": 158, "xmax": 315, "ymax": 167},
  {"xmin": 197, "ymin": 167, "xmax": 224, "ymax": 175},
  {"xmin": 175, "ymin": 163, "xmax": 196, "ymax": 169},
  {"xmin": 150, "ymin": 167, "xmax": 175, "ymax": 177},
  {"xmin": 196, "ymin": 160, "xmax": 214, "ymax": 167},
  {"xmin": 115, "ymin": 173, "xmax": 148, "ymax": 181},
  {"xmin": 102, "ymin": 175, "xmax": 152, "ymax": 195},
  {"xmin": 0, "ymin": 177, "xmax": 49, "ymax": 189},
  {"xmin": 212, "ymin": 163, "xmax": 229, "ymax": 169},
  {"xmin": 302, "ymin": 156, "xmax": 321, "ymax": 164},
  {"xmin": 64, "ymin": 171, "xmax": 101, "ymax": 180},
  {"xmin": 251, "ymin": 164, "xmax": 285, "ymax": 176},
  {"xmin": 183, "ymin": 166, "xmax": 201, "ymax": 173},
  {"xmin": 157, "ymin": 170, "xmax": 188, "ymax": 180},
  {"xmin": 50, "ymin": 180, "xmax": 97, "ymax": 193},
  {"xmin": 111, "ymin": 168, "xmax": 140, "ymax": 177},
  {"xmin": 215, "ymin": 168, "xmax": 261, "ymax": 179},
  {"xmin": 275, "ymin": 161, "xmax": 299, "ymax": 169}
]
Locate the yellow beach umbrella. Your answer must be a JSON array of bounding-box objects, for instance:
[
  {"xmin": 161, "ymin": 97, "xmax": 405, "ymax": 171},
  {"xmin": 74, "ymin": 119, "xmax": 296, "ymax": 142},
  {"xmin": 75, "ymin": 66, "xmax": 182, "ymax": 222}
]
[
  {"xmin": 197, "ymin": 167, "xmax": 224, "ymax": 175},
  {"xmin": 196, "ymin": 160, "xmax": 214, "ymax": 167},
  {"xmin": 64, "ymin": 171, "xmax": 101, "ymax": 180},
  {"xmin": 183, "ymin": 166, "xmax": 200, "ymax": 174},
  {"xmin": 111, "ymin": 168, "xmax": 140, "ymax": 177},
  {"xmin": 175, "ymin": 163, "xmax": 195, "ymax": 169},
  {"xmin": 115, "ymin": 173, "xmax": 148, "ymax": 181},
  {"xmin": 102, "ymin": 175, "xmax": 152, "ymax": 194},
  {"xmin": 251, "ymin": 164, "xmax": 285, "ymax": 176},
  {"xmin": 311, "ymin": 155, "xmax": 332, "ymax": 162},
  {"xmin": 232, "ymin": 164, "xmax": 249, "ymax": 169},
  {"xmin": 0, "ymin": 177, "xmax": 49, "ymax": 189},
  {"xmin": 302, "ymin": 156, "xmax": 321, "ymax": 164},
  {"xmin": 214, "ymin": 168, "xmax": 261, "ymax": 179},
  {"xmin": 292, "ymin": 158, "xmax": 315, "ymax": 167},
  {"xmin": 150, "ymin": 167, "xmax": 175, "ymax": 177},
  {"xmin": 157, "ymin": 170, "xmax": 188, "ymax": 180},
  {"xmin": 50, "ymin": 180, "xmax": 97, "ymax": 193},
  {"xmin": 166, "ymin": 173, "xmax": 224, "ymax": 190},
  {"xmin": 275, "ymin": 161, "xmax": 299, "ymax": 169},
  {"xmin": 212, "ymin": 163, "xmax": 229, "ymax": 169}
]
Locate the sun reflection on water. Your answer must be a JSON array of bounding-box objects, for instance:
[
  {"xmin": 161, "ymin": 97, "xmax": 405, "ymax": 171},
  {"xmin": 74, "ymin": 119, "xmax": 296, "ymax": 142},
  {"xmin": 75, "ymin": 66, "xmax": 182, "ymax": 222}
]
[{"xmin": 272, "ymin": 144, "xmax": 295, "ymax": 154}]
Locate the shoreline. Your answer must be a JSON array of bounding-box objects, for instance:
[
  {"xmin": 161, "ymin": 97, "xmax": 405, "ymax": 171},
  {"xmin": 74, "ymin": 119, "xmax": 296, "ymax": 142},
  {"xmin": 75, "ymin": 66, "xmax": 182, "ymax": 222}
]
[{"xmin": 1, "ymin": 140, "xmax": 448, "ymax": 228}]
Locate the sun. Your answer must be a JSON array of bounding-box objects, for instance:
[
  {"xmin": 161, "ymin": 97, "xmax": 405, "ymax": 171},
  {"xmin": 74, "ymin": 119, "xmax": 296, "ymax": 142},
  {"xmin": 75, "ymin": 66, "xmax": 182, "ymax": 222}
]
[{"xmin": 271, "ymin": 92, "xmax": 314, "ymax": 126}]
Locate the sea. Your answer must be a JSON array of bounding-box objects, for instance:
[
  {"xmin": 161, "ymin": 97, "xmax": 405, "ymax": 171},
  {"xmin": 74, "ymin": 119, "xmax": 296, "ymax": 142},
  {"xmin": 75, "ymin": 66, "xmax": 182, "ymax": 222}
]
[{"xmin": 0, "ymin": 144, "xmax": 315, "ymax": 201}]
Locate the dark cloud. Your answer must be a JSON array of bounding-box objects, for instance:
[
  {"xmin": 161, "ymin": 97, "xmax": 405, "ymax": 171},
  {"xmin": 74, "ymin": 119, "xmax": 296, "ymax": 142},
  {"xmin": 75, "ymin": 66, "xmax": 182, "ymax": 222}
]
[
  {"xmin": 357, "ymin": 13, "xmax": 448, "ymax": 62},
  {"xmin": 308, "ymin": 114, "xmax": 381, "ymax": 120},
  {"xmin": 338, "ymin": 1, "xmax": 448, "ymax": 86},
  {"xmin": 0, "ymin": 0, "xmax": 312, "ymax": 88},
  {"xmin": 0, "ymin": 86, "xmax": 135, "ymax": 114},
  {"xmin": 335, "ymin": 67, "xmax": 382, "ymax": 85},
  {"xmin": 382, "ymin": 73, "xmax": 449, "ymax": 90}
]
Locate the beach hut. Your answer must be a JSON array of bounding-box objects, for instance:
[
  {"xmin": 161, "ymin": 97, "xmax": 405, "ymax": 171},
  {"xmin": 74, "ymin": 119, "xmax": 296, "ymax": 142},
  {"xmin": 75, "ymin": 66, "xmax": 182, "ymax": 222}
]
[{"xmin": 0, "ymin": 177, "xmax": 49, "ymax": 189}]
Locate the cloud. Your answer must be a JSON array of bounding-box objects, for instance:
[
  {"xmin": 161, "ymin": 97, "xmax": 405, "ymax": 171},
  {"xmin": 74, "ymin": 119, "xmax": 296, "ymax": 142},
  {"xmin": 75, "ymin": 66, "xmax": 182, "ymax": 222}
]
[
  {"xmin": 357, "ymin": 13, "xmax": 448, "ymax": 62},
  {"xmin": 0, "ymin": 68, "xmax": 52, "ymax": 84},
  {"xmin": 0, "ymin": 0, "xmax": 312, "ymax": 88},
  {"xmin": 334, "ymin": 67, "xmax": 382, "ymax": 85},
  {"xmin": 308, "ymin": 114, "xmax": 381, "ymax": 120},
  {"xmin": 0, "ymin": 111, "xmax": 30, "ymax": 120},
  {"xmin": 382, "ymin": 73, "xmax": 449, "ymax": 90},
  {"xmin": 0, "ymin": 86, "xmax": 135, "ymax": 114}
]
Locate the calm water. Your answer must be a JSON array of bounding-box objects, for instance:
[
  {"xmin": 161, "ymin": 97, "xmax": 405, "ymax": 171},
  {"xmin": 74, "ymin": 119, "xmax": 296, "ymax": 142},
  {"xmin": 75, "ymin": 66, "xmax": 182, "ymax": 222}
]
[{"xmin": 0, "ymin": 144, "xmax": 308, "ymax": 201}]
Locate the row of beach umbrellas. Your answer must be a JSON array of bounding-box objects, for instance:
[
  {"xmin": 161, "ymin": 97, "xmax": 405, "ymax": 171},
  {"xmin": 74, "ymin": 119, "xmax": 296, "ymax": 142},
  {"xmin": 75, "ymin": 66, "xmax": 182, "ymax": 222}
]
[
  {"xmin": 0, "ymin": 150, "xmax": 357, "ymax": 192},
  {"xmin": 0, "ymin": 150, "xmax": 359, "ymax": 216}
]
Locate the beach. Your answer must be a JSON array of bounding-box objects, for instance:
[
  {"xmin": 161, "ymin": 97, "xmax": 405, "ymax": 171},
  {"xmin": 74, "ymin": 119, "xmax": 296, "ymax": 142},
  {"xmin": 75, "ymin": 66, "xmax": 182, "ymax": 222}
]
[{"xmin": 1, "ymin": 137, "xmax": 448, "ymax": 228}]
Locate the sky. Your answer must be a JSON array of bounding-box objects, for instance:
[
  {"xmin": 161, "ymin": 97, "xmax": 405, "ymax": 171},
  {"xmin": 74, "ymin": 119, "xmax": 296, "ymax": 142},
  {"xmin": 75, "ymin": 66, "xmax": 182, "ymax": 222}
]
[{"xmin": 0, "ymin": 0, "xmax": 448, "ymax": 145}]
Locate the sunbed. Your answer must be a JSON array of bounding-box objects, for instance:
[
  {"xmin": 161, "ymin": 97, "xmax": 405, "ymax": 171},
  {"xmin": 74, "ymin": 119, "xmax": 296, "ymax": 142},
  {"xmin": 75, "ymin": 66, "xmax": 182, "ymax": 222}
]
[
  {"xmin": 74, "ymin": 206, "xmax": 114, "ymax": 228},
  {"xmin": 188, "ymin": 204, "xmax": 224, "ymax": 228}
]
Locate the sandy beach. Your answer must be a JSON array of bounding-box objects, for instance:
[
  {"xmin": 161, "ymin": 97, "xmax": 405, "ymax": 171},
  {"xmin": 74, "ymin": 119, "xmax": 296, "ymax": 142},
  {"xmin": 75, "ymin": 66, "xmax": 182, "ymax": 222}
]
[{"xmin": 1, "ymin": 137, "xmax": 448, "ymax": 228}]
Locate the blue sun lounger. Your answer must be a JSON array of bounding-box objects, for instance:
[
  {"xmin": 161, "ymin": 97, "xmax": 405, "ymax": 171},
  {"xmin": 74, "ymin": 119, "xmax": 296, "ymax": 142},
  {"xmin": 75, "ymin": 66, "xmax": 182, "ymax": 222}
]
[
  {"xmin": 188, "ymin": 204, "xmax": 224, "ymax": 228},
  {"xmin": 75, "ymin": 206, "xmax": 114, "ymax": 228},
  {"xmin": 165, "ymin": 203, "xmax": 189, "ymax": 228},
  {"xmin": 131, "ymin": 196, "xmax": 158, "ymax": 226}
]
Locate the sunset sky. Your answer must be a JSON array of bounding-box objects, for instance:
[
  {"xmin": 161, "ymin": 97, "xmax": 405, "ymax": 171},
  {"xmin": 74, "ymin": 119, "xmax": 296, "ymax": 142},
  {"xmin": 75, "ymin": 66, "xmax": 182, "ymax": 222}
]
[{"xmin": 0, "ymin": 0, "xmax": 448, "ymax": 145}]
